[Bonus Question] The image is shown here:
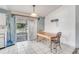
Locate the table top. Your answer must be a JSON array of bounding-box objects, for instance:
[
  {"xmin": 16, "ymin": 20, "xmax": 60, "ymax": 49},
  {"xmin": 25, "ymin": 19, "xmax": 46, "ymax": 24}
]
[{"xmin": 37, "ymin": 32, "xmax": 57, "ymax": 40}]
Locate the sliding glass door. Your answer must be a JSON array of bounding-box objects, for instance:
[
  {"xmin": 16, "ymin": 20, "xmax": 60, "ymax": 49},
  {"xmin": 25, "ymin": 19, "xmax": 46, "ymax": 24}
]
[{"xmin": 15, "ymin": 16, "xmax": 28, "ymax": 42}]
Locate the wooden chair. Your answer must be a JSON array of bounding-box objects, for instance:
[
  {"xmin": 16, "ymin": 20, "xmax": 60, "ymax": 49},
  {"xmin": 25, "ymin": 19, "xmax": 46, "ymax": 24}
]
[{"xmin": 51, "ymin": 32, "xmax": 62, "ymax": 53}]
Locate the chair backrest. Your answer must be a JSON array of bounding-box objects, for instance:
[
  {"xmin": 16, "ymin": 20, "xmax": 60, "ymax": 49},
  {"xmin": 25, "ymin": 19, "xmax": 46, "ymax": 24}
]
[
  {"xmin": 57, "ymin": 32, "xmax": 62, "ymax": 39},
  {"xmin": 54, "ymin": 32, "xmax": 62, "ymax": 43}
]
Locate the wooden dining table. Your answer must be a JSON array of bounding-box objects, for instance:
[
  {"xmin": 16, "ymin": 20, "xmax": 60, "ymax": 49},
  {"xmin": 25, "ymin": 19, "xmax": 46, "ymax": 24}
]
[{"xmin": 37, "ymin": 32, "xmax": 57, "ymax": 52}]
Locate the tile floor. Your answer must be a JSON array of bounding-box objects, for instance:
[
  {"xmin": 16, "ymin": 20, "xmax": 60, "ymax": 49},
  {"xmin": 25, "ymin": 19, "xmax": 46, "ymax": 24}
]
[{"xmin": 0, "ymin": 40, "xmax": 75, "ymax": 54}]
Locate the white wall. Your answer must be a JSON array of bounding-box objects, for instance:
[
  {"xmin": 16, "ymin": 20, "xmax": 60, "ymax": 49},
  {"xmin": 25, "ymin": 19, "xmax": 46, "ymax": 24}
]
[
  {"xmin": 45, "ymin": 5, "xmax": 76, "ymax": 48},
  {"xmin": 76, "ymin": 6, "xmax": 79, "ymax": 48}
]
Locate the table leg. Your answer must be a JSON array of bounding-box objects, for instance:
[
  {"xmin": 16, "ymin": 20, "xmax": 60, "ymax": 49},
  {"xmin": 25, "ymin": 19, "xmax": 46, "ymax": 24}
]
[
  {"xmin": 50, "ymin": 40, "xmax": 52, "ymax": 52},
  {"xmin": 37, "ymin": 36, "xmax": 39, "ymax": 42}
]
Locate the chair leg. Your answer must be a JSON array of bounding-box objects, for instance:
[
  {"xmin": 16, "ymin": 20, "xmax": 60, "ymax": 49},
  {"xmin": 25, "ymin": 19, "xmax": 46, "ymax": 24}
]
[
  {"xmin": 59, "ymin": 43, "xmax": 62, "ymax": 49},
  {"xmin": 54, "ymin": 43, "xmax": 62, "ymax": 54},
  {"xmin": 57, "ymin": 43, "xmax": 62, "ymax": 54},
  {"xmin": 53, "ymin": 43, "xmax": 57, "ymax": 53}
]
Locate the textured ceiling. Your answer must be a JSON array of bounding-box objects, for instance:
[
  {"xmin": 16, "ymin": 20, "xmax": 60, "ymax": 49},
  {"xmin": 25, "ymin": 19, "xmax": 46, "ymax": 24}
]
[{"xmin": 7, "ymin": 5, "xmax": 61, "ymax": 16}]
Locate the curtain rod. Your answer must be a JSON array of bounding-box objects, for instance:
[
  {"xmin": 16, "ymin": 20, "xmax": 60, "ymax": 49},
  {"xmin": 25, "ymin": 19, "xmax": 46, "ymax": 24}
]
[
  {"xmin": 10, "ymin": 10, "xmax": 38, "ymax": 19},
  {"xmin": 12, "ymin": 13, "xmax": 38, "ymax": 19}
]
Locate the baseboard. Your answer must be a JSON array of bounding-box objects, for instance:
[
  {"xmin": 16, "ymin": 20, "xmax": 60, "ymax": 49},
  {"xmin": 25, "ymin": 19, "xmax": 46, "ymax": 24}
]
[
  {"xmin": 0, "ymin": 47, "xmax": 5, "ymax": 50},
  {"xmin": 61, "ymin": 43, "xmax": 75, "ymax": 49},
  {"xmin": 7, "ymin": 44, "xmax": 15, "ymax": 47}
]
